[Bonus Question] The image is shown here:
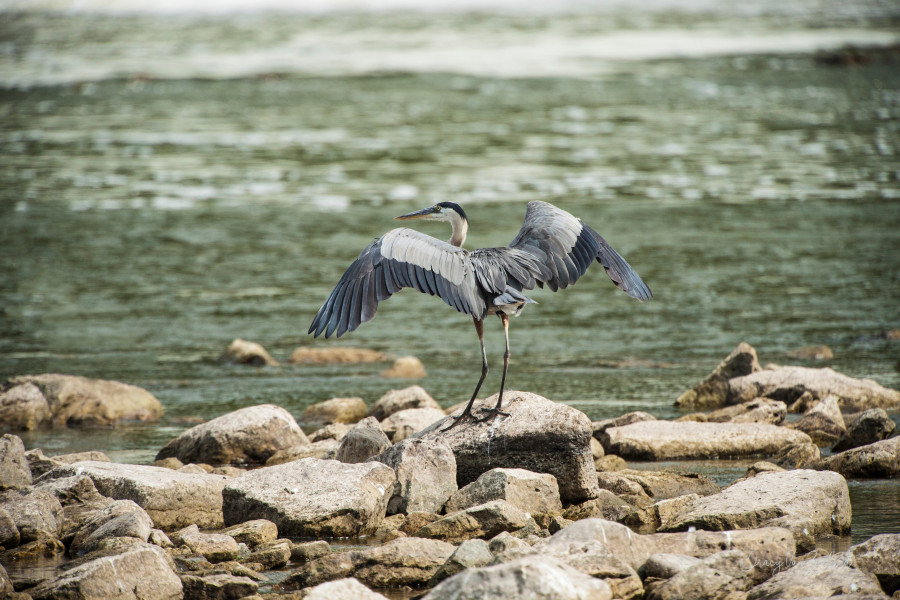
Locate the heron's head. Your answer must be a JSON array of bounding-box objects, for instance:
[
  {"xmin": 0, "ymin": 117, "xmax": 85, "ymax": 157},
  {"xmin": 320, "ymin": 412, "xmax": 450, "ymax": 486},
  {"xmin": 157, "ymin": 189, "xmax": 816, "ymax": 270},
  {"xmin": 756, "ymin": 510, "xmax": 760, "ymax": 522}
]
[{"xmin": 395, "ymin": 201, "xmax": 468, "ymax": 224}]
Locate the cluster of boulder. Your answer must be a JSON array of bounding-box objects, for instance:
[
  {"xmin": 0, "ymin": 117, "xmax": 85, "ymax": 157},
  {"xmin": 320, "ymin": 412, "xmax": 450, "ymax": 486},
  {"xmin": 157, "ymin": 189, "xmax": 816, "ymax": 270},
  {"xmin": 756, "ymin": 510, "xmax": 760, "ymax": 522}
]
[{"xmin": 0, "ymin": 341, "xmax": 898, "ymax": 600}]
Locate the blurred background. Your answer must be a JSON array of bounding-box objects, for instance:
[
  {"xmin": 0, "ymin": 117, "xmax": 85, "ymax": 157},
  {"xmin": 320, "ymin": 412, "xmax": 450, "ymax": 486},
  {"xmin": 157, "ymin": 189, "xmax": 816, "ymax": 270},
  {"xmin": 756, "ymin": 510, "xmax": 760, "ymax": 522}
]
[{"xmin": 1, "ymin": 0, "xmax": 899, "ymax": 479}]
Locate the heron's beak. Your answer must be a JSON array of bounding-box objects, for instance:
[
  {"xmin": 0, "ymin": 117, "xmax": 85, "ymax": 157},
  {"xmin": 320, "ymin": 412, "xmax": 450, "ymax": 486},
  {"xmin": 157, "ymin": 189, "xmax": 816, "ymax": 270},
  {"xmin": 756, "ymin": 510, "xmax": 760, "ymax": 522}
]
[{"xmin": 395, "ymin": 206, "xmax": 439, "ymax": 220}]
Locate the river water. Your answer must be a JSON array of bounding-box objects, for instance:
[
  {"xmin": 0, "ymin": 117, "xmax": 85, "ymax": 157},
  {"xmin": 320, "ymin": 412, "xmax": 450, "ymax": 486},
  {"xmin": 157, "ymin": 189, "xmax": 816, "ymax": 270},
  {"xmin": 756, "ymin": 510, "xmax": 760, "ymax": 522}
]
[{"xmin": 1, "ymin": 1, "xmax": 899, "ymax": 545}]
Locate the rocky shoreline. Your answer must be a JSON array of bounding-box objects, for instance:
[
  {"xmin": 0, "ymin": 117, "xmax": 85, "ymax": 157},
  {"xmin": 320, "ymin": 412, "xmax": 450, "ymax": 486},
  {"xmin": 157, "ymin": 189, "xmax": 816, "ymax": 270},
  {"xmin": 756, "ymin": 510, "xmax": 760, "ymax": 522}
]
[{"xmin": 1, "ymin": 342, "xmax": 899, "ymax": 599}]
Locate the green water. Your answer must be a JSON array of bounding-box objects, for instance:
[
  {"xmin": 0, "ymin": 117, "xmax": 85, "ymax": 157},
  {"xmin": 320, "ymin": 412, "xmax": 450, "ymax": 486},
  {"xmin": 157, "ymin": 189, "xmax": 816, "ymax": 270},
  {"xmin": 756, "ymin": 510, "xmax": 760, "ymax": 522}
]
[{"xmin": 1, "ymin": 9, "xmax": 899, "ymax": 544}]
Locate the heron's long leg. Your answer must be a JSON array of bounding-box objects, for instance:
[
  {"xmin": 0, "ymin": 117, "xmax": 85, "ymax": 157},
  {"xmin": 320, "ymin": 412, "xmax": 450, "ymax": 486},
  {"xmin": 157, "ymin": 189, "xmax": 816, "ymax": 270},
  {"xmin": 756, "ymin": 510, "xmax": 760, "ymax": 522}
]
[
  {"xmin": 475, "ymin": 313, "xmax": 512, "ymax": 420},
  {"xmin": 443, "ymin": 318, "xmax": 488, "ymax": 430}
]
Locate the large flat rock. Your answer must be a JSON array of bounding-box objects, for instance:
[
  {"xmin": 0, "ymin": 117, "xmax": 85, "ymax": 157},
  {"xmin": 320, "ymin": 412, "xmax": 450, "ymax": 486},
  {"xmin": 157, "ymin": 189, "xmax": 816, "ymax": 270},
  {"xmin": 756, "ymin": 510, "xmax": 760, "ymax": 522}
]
[
  {"xmin": 600, "ymin": 420, "xmax": 813, "ymax": 460},
  {"xmin": 43, "ymin": 461, "xmax": 228, "ymax": 529},
  {"xmin": 415, "ymin": 391, "xmax": 600, "ymax": 504},
  {"xmin": 661, "ymin": 469, "xmax": 850, "ymax": 551},
  {"xmin": 222, "ymin": 458, "xmax": 395, "ymax": 537}
]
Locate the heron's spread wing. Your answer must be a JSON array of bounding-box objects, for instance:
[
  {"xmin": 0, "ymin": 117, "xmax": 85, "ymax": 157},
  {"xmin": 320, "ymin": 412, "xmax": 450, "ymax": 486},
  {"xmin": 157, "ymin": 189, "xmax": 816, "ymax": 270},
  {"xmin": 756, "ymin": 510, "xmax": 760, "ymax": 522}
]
[
  {"xmin": 308, "ymin": 228, "xmax": 485, "ymax": 338},
  {"xmin": 509, "ymin": 201, "xmax": 652, "ymax": 300}
]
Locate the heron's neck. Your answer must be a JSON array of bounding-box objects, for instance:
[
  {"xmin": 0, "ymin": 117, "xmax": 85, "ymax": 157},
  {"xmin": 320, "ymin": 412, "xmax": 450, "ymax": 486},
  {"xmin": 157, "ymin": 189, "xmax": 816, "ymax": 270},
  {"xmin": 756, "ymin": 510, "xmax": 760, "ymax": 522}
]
[{"xmin": 448, "ymin": 213, "xmax": 468, "ymax": 247}]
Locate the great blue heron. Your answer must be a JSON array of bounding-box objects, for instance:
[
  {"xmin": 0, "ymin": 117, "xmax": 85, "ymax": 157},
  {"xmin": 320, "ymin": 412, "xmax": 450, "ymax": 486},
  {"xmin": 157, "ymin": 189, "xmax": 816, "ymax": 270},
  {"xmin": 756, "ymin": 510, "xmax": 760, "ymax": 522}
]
[{"xmin": 309, "ymin": 201, "xmax": 651, "ymax": 427}]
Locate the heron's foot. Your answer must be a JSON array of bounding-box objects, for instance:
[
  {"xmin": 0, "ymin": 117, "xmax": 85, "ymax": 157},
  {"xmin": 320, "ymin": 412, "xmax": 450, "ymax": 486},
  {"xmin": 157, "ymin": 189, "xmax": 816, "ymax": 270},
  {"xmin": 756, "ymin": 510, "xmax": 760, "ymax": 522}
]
[
  {"xmin": 441, "ymin": 409, "xmax": 478, "ymax": 432},
  {"xmin": 474, "ymin": 406, "xmax": 511, "ymax": 422}
]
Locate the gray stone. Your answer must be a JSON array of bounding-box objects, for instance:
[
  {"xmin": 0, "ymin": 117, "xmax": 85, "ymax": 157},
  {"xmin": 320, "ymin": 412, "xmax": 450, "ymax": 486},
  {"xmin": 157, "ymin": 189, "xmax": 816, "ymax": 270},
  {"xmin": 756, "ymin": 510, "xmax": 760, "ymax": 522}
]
[
  {"xmin": 302, "ymin": 397, "xmax": 367, "ymax": 425},
  {"xmin": 308, "ymin": 423, "xmax": 351, "ymax": 442},
  {"xmin": 265, "ymin": 439, "xmax": 340, "ymax": 465},
  {"xmin": 562, "ymin": 490, "xmax": 636, "ymax": 524},
  {"xmin": 444, "ymin": 467, "xmax": 561, "ymax": 522},
  {"xmin": 0, "ymin": 507, "xmax": 19, "ymax": 549},
  {"xmin": 302, "ymin": 578, "xmax": 389, "ymax": 600},
  {"xmin": 488, "ymin": 530, "xmax": 531, "ymax": 554},
  {"xmin": 0, "ymin": 434, "xmax": 31, "ymax": 490},
  {"xmin": 70, "ymin": 499, "xmax": 152, "ymax": 556},
  {"xmin": 415, "ymin": 500, "xmax": 534, "ymax": 543},
  {"xmin": 789, "ymin": 395, "xmax": 846, "ymax": 446},
  {"xmin": 175, "ymin": 524, "xmax": 240, "ymax": 562},
  {"xmin": 592, "ymin": 411, "xmax": 657, "ymax": 439},
  {"xmin": 149, "ymin": 528, "xmax": 173, "ymax": 548},
  {"xmin": 772, "ymin": 439, "xmax": 821, "ymax": 468},
  {"xmin": 646, "ymin": 550, "xmax": 754, "ymax": 600},
  {"xmin": 222, "ymin": 458, "xmax": 395, "ymax": 537},
  {"xmin": 0, "ymin": 383, "xmax": 51, "ymax": 430},
  {"xmin": 746, "ymin": 554, "xmax": 884, "ymax": 599},
  {"xmin": 705, "ymin": 398, "xmax": 787, "ymax": 425},
  {"xmin": 727, "ymin": 366, "xmax": 900, "ymax": 412},
  {"xmin": 642, "ymin": 553, "xmax": 702, "ymax": 580},
  {"xmin": 598, "ymin": 469, "xmax": 719, "ymax": 501},
  {"xmin": 286, "ymin": 536, "xmax": 455, "ymax": 589},
  {"xmin": 29, "ymin": 542, "xmax": 182, "ymax": 600},
  {"xmin": 809, "ymin": 436, "xmax": 900, "ymax": 478},
  {"xmin": 371, "ymin": 437, "xmax": 457, "ymax": 515},
  {"xmin": 416, "ymin": 391, "xmax": 600, "ymax": 504},
  {"xmin": 0, "ymin": 487, "xmax": 61, "ymax": 543},
  {"xmin": 833, "ymin": 408, "xmax": 896, "ymax": 452},
  {"xmin": 243, "ymin": 538, "xmax": 291, "ymax": 569},
  {"xmin": 42, "ymin": 461, "xmax": 228, "ymax": 529},
  {"xmin": 423, "ymin": 555, "xmax": 613, "ymax": 600},
  {"xmin": 430, "ymin": 538, "xmax": 493, "ymax": 584},
  {"xmin": 369, "ymin": 385, "xmax": 442, "ymax": 421},
  {"xmin": 601, "ymin": 420, "xmax": 813, "ymax": 460},
  {"xmin": 26, "ymin": 448, "xmax": 63, "ymax": 478},
  {"xmin": 850, "ymin": 533, "xmax": 900, "ymax": 595},
  {"xmin": 4, "ymin": 373, "xmax": 164, "ymax": 427},
  {"xmin": 380, "ymin": 407, "xmax": 447, "ymax": 442},
  {"xmin": 661, "ymin": 469, "xmax": 851, "ymax": 552},
  {"xmin": 180, "ymin": 572, "xmax": 258, "ymax": 600},
  {"xmin": 218, "ymin": 337, "xmax": 279, "ymax": 366},
  {"xmin": 335, "ymin": 417, "xmax": 391, "ymax": 464},
  {"xmin": 675, "ymin": 342, "xmax": 762, "ymax": 409},
  {"xmin": 156, "ymin": 404, "xmax": 308, "ymax": 466},
  {"xmin": 291, "ymin": 540, "xmax": 330, "ymax": 563},
  {"xmin": 221, "ymin": 519, "xmax": 278, "ymax": 547}
]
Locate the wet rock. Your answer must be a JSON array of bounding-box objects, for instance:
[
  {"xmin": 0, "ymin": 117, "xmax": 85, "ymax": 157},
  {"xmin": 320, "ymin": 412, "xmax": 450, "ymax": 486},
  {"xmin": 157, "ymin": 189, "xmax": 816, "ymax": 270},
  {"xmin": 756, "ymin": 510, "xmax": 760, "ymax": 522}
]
[
  {"xmin": 787, "ymin": 345, "xmax": 834, "ymax": 360},
  {"xmin": 289, "ymin": 346, "xmax": 388, "ymax": 364},
  {"xmin": 772, "ymin": 439, "xmax": 820, "ymax": 469},
  {"xmin": 221, "ymin": 519, "xmax": 278, "ymax": 548},
  {"xmin": 444, "ymin": 468, "xmax": 561, "ymax": 524},
  {"xmin": 4, "ymin": 373, "xmax": 164, "ymax": 427},
  {"xmin": 368, "ymin": 385, "xmax": 441, "ymax": 421},
  {"xmin": 832, "ymin": 407, "xmax": 896, "ymax": 452},
  {"xmin": 704, "ymin": 398, "xmax": 786, "ymax": 425},
  {"xmin": 219, "ymin": 338, "xmax": 279, "ymax": 366},
  {"xmin": 302, "ymin": 577, "xmax": 390, "ymax": 600},
  {"xmin": 175, "ymin": 524, "xmax": 239, "ymax": 562},
  {"xmin": 429, "ymin": 538, "xmax": 493, "ymax": 585},
  {"xmin": 0, "ymin": 507, "xmax": 19, "ymax": 548},
  {"xmin": 291, "ymin": 540, "xmax": 330, "ymax": 563},
  {"xmin": 850, "ymin": 533, "xmax": 900, "ymax": 595},
  {"xmin": 675, "ymin": 343, "xmax": 761, "ymax": 409},
  {"xmin": 416, "ymin": 391, "xmax": 600, "ymax": 504},
  {"xmin": 243, "ymin": 538, "xmax": 291, "ymax": 569},
  {"xmin": 222, "ymin": 458, "xmax": 395, "ymax": 537},
  {"xmin": 562, "ymin": 490, "xmax": 635, "ymax": 523},
  {"xmin": 423, "ymin": 555, "xmax": 613, "ymax": 600},
  {"xmin": 180, "ymin": 572, "xmax": 258, "ymax": 600},
  {"xmin": 28, "ymin": 542, "xmax": 182, "ymax": 600},
  {"xmin": 0, "ymin": 434, "xmax": 31, "ymax": 490},
  {"xmin": 0, "ymin": 382, "xmax": 51, "ymax": 430},
  {"xmin": 381, "ymin": 356, "xmax": 426, "ymax": 378},
  {"xmin": 809, "ymin": 436, "xmax": 900, "ymax": 478},
  {"xmin": 601, "ymin": 420, "xmax": 812, "ymax": 460},
  {"xmin": 415, "ymin": 500, "xmax": 534, "ymax": 543},
  {"xmin": 745, "ymin": 554, "xmax": 883, "ymax": 599},
  {"xmin": 788, "ymin": 395, "xmax": 846, "ymax": 446},
  {"xmin": 381, "ymin": 407, "xmax": 447, "ymax": 442},
  {"xmin": 661, "ymin": 469, "xmax": 850, "ymax": 552},
  {"xmin": 727, "ymin": 365, "xmax": 900, "ymax": 412},
  {"xmin": 43, "ymin": 460, "xmax": 228, "ymax": 529},
  {"xmin": 370, "ymin": 437, "xmax": 457, "ymax": 515},
  {"xmin": 302, "ymin": 397, "xmax": 367, "ymax": 425},
  {"xmin": 156, "ymin": 404, "xmax": 308, "ymax": 466},
  {"xmin": 286, "ymin": 537, "xmax": 455, "ymax": 589},
  {"xmin": 335, "ymin": 417, "xmax": 391, "ymax": 463},
  {"xmin": 592, "ymin": 411, "xmax": 657, "ymax": 439},
  {"xmin": 265, "ymin": 439, "xmax": 340, "ymax": 465},
  {"xmin": 646, "ymin": 550, "xmax": 753, "ymax": 600},
  {"xmin": 70, "ymin": 499, "xmax": 152, "ymax": 556},
  {"xmin": 0, "ymin": 487, "xmax": 61, "ymax": 543},
  {"xmin": 3, "ymin": 536, "xmax": 66, "ymax": 561},
  {"xmin": 308, "ymin": 422, "xmax": 351, "ymax": 442}
]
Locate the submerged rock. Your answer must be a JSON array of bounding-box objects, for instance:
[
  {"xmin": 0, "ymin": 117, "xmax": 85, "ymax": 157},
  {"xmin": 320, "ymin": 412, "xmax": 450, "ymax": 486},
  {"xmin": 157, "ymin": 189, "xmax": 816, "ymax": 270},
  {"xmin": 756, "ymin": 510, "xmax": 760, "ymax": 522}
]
[
  {"xmin": 219, "ymin": 338, "xmax": 279, "ymax": 366},
  {"xmin": 675, "ymin": 342, "xmax": 761, "ymax": 409},
  {"xmin": 371, "ymin": 437, "xmax": 457, "ymax": 515},
  {"xmin": 832, "ymin": 407, "xmax": 896, "ymax": 452},
  {"xmin": 600, "ymin": 420, "xmax": 812, "ymax": 460},
  {"xmin": 661, "ymin": 469, "xmax": 851, "ymax": 551},
  {"xmin": 416, "ymin": 391, "xmax": 600, "ymax": 504},
  {"xmin": 289, "ymin": 347, "xmax": 388, "ymax": 364},
  {"xmin": 809, "ymin": 436, "xmax": 900, "ymax": 478},
  {"xmin": 368, "ymin": 385, "xmax": 441, "ymax": 421},
  {"xmin": 156, "ymin": 403, "xmax": 309, "ymax": 466},
  {"xmin": 302, "ymin": 397, "xmax": 368, "ymax": 425},
  {"xmin": 4, "ymin": 373, "xmax": 164, "ymax": 427},
  {"xmin": 222, "ymin": 458, "xmax": 395, "ymax": 537}
]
